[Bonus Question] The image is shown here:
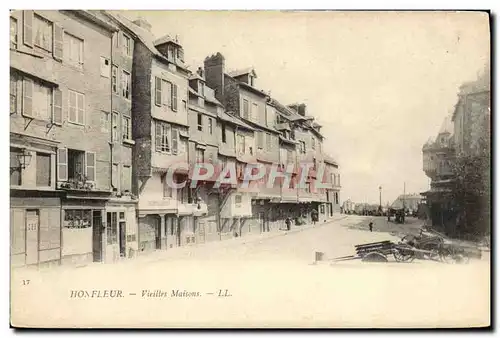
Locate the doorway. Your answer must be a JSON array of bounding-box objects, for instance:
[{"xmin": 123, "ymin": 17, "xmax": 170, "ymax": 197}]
[
  {"xmin": 154, "ymin": 216, "xmax": 162, "ymax": 250},
  {"xmin": 25, "ymin": 210, "xmax": 39, "ymax": 266},
  {"xmin": 119, "ymin": 221, "xmax": 126, "ymax": 257},
  {"xmin": 92, "ymin": 210, "xmax": 103, "ymax": 262},
  {"xmin": 198, "ymin": 220, "xmax": 206, "ymax": 244}
]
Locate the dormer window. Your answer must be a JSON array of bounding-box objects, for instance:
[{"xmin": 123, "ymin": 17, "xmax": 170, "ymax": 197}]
[
  {"xmin": 167, "ymin": 45, "xmax": 176, "ymax": 60},
  {"xmin": 177, "ymin": 48, "xmax": 184, "ymax": 62},
  {"xmin": 249, "ymin": 75, "xmax": 254, "ymax": 86}
]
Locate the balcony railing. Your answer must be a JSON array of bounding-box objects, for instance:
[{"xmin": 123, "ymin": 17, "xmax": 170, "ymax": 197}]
[{"xmin": 57, "ymin": 177, "xmax": 95, "ymax": 191}]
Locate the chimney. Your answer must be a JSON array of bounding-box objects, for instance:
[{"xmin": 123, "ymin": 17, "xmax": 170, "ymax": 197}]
[
  {"xmin": 297, "ymin": 103, "xmax": 307, "ymax": 116},
  {"xmin": 204, "ymin": 52, "xmax": 225, "ymax": 104},
  {"xmin": 197, "ymin": 67, "xmax": 205, "ymax": 79},
  {"xmin": 132, "ymin": 17, "xmax": 152, "ymax": 32}
]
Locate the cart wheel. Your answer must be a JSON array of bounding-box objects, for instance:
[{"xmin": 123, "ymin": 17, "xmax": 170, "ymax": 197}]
[{"xmin": 393, "ymin": 247, "xmax": 415, "ymax": 263}]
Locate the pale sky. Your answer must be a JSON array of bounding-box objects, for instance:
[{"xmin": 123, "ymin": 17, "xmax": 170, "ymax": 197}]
[{"xmin": 121, "ymin": 10, "xmax": 490, "ymax": 205}]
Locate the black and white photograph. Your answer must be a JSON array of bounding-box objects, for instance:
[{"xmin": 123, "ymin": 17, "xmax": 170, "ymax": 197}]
[{"xmin": 8, "ymin": 9, "xmax": 491, "ymax": 328}]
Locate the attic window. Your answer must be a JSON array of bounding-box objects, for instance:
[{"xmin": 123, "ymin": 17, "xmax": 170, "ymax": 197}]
[
  {"xmin": 177, "ymin": 48, "xmax": 184, "ymax": 62},
  {"xmin": 249, "ymin": 75, "xmax": 254, "ymax": 86}
]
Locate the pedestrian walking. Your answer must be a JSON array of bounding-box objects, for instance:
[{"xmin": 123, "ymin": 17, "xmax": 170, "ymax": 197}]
[
  {"xmin": 285, "ymin": 217, "xmax": 291, "ymax": 231},
  {"xmin": 311, "ymin": 209, "xmax": 318, "ymax": 225},
  {"xmin": 369, "ymin": 221, "xmax": 373, "ymax": 232}
]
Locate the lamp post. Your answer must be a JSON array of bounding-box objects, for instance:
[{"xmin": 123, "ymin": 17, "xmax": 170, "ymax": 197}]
[{"xmin": 379, "ymin": 186, "xmax": 382, "ymax": 210}]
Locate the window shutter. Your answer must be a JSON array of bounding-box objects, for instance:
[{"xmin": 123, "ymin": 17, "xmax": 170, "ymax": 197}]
[
  {"xmin": 57, "ymin": 148, "xmax": 68, "ymax": 181},
  {"xmin": 155, "ymin": 77, "xmax": 162, "ymax": 106},
  {"xmin": 85, "ymin": 152, "xmax": 96, "ymax": 182},
  {"xmin": 52, "ymin": 88, "xmax": 63, "ymax": 125},
  {"xmin": 171, "ymin": 128, "xmax": 178, "ymax": 154},
  {"xmin": 53, "ymin": 24, "xmax": 63, "ymax": 60},
  {"xmin": 23, "ymin": 10, "xmax": 33, "ymax": 47},
  {"xmin": 22, "ymin": 78, "xmax": 33, "ymax": 118},
  {"xmin": 257, "ymin": 131, "xmax": 263, "ymax": 148},
  {"xmin": 77, "ymin": 93, "xmax": 84, "ymax": 124},
  {"xmin": 155, "ymin": 122, "xmax": 162, "ymax": 152},
  {"xmin": 171, "ymin": 84, "xmax": 178, "ymax": 111}
]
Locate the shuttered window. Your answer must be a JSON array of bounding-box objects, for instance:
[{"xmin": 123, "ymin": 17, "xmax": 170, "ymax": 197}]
[
  {"xmin": 57, "ymin": 148, "xmax": 68, "ymax": 181},
  {"xmin": 68, "ymin": 90, "xmax": 85, "ymax": 124},
  {"xmin": 64, "ymin": 32, "xmax": 83, "ymax": 68},
  {"xmin": 53, "ymin": 24, "xmax": 63, "ymax": 60},
  {"xmin": 172, "ymin": 84, "xmax": 178, "ymax": 111},
  {"xmin": 112, "ymin": 65, "xmax": 119, "ymax": 94},
  {"xmin": 10, "ymin": 73, "xmax": 17, "ymax": 114},
  {"xmin": 34, "ymin": 14, "xmax": 53, "ymax": 52},
  {"xmin": 10, "ymin": 17, "xmax": 17, "ymax": 49},
  {"xmin": 23, "ymin": 10, "xmax": 33, "ymax": 47},
  {"xmin": 22, "ymin": 78, "xmax": 33, "ymax": 118},
  {"xmin": 52, "ymin": 88, "xmax": 62, "ymax": 125},
  {"xmin": 122, "ymin": 70, "xmax": 130, "ymax": 99},
  {"xmin": 155, "ymin": 77, "xmax": 162, "ymax": 106},
  {"xmin": 85, "ymin": 152, "xmax": 96, "ymax": 182},
  {"xmin": 155, "ymin": 121, "xmax": 170, "ymax": 152},
  {"xmin": 171, "ymin": 128, "xmax": 178, "ymax": 155}
]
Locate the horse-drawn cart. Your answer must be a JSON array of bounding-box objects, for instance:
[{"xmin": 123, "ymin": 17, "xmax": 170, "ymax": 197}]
[{"xmin": 332, "ymin": 228, "xmax": 478, "ymax": 264}]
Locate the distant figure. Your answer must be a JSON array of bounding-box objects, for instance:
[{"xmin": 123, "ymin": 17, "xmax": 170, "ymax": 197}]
[
  {"xmin": 311, "ymin": 209, "xmax": 319, "ymax": 225},
  {"xmin": 369, "ymin": 222, "xmax": 373, "ymax": 232},
  {"xmin": 285, "ymin": 217, "xmax": 291, "ymax": 231}
]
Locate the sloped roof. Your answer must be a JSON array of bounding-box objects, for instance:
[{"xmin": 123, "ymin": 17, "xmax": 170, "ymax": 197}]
[
  {"xmin": 323, "ymin": 154, "xmax": 338, "ymax": 166},
  {"xmin": 154, "ymin": 35, "xmax": 181, "ymax": 47},
  {"xmin": 188, "ymin": 72, "xmax": 204, "ymax": 81},
  {"xmin": 218, "ymin": 111, "xmax": 255, "ymax": 131},
  {"xmin": 104, "ymin": 12, "xmax": 188, "ymax": 71},
  {"xmin": 268, "ymin": 97, "xmax": 305, "ymax": 121},
  {"xmin": 228, "ymin": 67, "xmax": 257, "ymax": 78}
]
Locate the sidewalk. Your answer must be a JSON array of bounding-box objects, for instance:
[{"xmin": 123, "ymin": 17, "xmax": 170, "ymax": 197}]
[{"xmin": 120, "ymin": 214, "xmax": 348, "ymax": 266}]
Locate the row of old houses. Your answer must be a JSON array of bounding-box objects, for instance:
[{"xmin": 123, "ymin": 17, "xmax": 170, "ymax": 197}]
[
  {"xmin": 421, "ymin": 62, "xmax": 490, "ymax": 236},
  {"xmin": 10, "ymin": 10, "xmax": 341, "ymax": 268}
]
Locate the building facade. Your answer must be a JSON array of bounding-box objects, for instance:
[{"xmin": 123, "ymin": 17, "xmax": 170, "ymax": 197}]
[
  {"xmin": 10, "ymin": 13, "xmax": 344, "ymax": 268},
  {"xmin": 422, "ymin": 62, "xmax": 490, "ymax": 235},
  {"xmin": 10, "ymin": 10, "xmax": 121, "ymax": 267}
]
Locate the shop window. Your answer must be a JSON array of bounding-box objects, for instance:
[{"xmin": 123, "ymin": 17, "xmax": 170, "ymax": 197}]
[
  {"xmin": 107, "ymin": 212, "xmax": 118, "ymax": 244},
  {"xmin": 63, "ymin": 209, "xmax": 92, "ymax": 228}
]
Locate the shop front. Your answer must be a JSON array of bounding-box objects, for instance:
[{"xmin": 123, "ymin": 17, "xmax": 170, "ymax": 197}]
[
  {"xmin": 104, "ymin": 197, "xmax": 138, "ymax": 262},
  {"xmin": 137, "ymin": 199, "xmax": 177, "ymax": 254},
  {"xmin": 61, "ymin": 193, "xmax": 110, "ymax": 266},
  {"xmin": 10, "ymin": 190, "xmax": 62, "ymax": 269}
]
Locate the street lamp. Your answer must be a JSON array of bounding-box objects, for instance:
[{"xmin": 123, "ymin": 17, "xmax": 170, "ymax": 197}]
[{"xmin": 14, "ymin": 149, "xmax": 32, "ymax": 170}]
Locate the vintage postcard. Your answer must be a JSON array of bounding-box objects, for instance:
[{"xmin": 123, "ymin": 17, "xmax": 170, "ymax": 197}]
[{"xmin": 9, "ymin": 10, "xmax": 491, "ymax": 328}]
